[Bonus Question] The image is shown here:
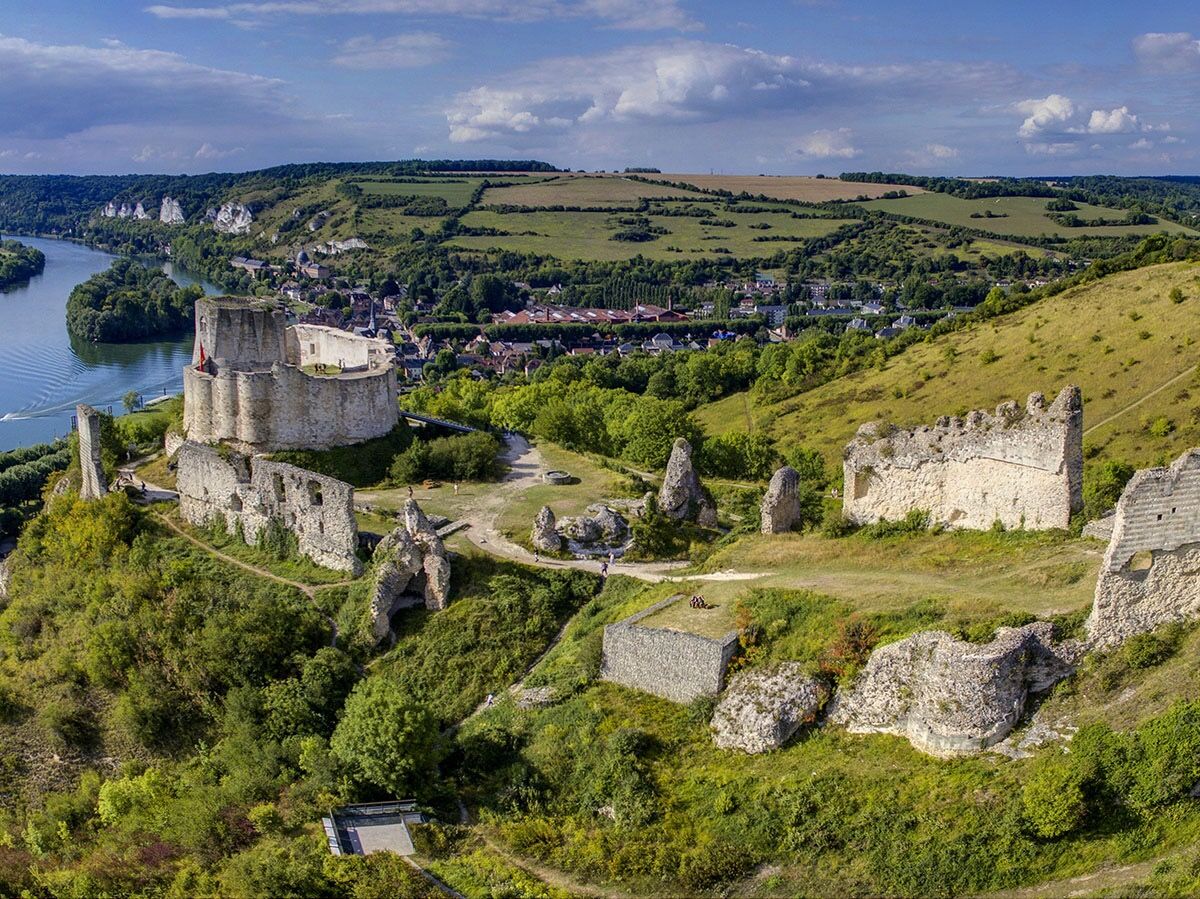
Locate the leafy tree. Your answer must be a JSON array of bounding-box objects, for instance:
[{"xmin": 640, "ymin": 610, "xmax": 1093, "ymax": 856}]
[
  {"xmin": 330, "ymin": 677, "xmax": 442, "ymax": 796},
  {"xmin": 1022, "ymin": 757, "xmax": 1087, "ymax": 838},
  {"xmin": 122, "ymin": 390, "xmax": 140, "ymax": 414}
]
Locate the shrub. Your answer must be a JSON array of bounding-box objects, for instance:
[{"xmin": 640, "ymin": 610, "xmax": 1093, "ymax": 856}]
[
  {"xmin": 1022, "ymin": 756, "xmax": 1087, "ymax": 838},
  {"xmin": 390, "ymin": 432, "xmax": 501, "ymax": 484},
  {"xmin": 1081, "ymin": 460, "xmax": 1135, "ymax": 520}
]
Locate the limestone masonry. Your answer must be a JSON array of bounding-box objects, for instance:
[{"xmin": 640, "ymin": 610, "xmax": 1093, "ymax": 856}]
[
  {"xmin": 367, "ymin": 500, "xmax": 451, "ymax": 643},
  {"xmin": 829, "ymin": 622, "xmax": 1080, "ymax": 757},
  {"xmin": 76, "ymin": 404, "xmax": 107, "ymax": 501},
  {"xmin": 658, "ymin": 437, "xmax": 717, "ymax": 527},
  {"xmin": 711, "ymin": 663, "xmax": 827, "ymax": 753},
  {"xmin": 760, "ymin": 466, "xmax": 803, "ymax": 534},
  {"xmin": 601, "ymin": 596, "xmax": 739, "ymax": 704},
  {"xmin": 842, "ymin": 386, "xmax": 1083, "ymax": 531},
  {"xmin": 1087, "ymin": 449, "xmax": 1200, "ymax": 648},
  {"xmin": 176, "ymin": 440, "xmax": 361, "ymax": 574},
  {"xmin": 184, "ymin": 297, "xmax": 398, "ymax": 453}
]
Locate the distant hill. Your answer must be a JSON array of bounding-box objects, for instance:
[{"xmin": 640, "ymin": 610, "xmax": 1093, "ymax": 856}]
[{"xmin": 695, "ymin": 260, "xmax": 1200, "ymax": 471}]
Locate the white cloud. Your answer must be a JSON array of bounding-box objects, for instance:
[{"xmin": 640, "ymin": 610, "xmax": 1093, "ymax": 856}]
[
  {"xmin": 144, "ymin": 0, "xmax": 698, "ymax": 30},
  {"xmin": 924, "ymin": 142, "xmax": 958, "ymax": 159},
  {"xmin": 332, "ymin": 32, "xmax": 453, "ymax": 69},
  {"xmin": 446, "ymin": 40, "xmax": 1013, "ymax": 142},
  {"xmin": 0, "ymin": 32, "xmax": 285, "ymax": 140},
  {"xmin": 1086, "ymin": 106, "xmax": 1139, "ymax": 134},
  {"xmin": 1023, "ymin": 141, "xmax": 1078, "ymax": 156},
  {"xmin": 194, "ymin": 141, "xmax": 244, "ymax": 159},
  {"xmin": 1014, "ymin": 94, "xmax": 1074, "ymax": 138},
  {"xmin": 1132, "ymin": 32, "xmax": 1200, "ymax": 73},
  {"xmin": 793, "ymin": 128, "xmax": 859, "ymax": 159},
  {"xmin": 1128, "ymin": 138, "xmax": 1154, "ymax": 150}
]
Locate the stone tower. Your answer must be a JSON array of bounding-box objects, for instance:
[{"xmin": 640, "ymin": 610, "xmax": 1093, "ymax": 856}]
[{"xmin": 76, "ymin": 403, "xmax": 107, "ymax": 500}]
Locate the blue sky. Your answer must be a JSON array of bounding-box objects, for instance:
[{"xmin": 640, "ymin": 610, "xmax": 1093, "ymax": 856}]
[{"xmin": 1, "ymin": 0, "xmax": 1197, "ymax": 175}]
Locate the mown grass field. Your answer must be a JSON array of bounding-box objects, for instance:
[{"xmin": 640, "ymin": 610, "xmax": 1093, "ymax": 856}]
[
  {"xmin": 480, "ymin": 175, "xmax": 706, "ymax": 207},
  {"xmin": 350, "ymin": 177, "xmax": 492, "ymax": 205},
  {"xmin": 856, "ymin": 193, "xmax": 1197, "ymax": 238},
  {"xmin": 695, "ymin": 261, "xmax": 1200, "ymax": 472},
  {"xmin": 449, "ymin": 208, "xmax": 854, "ymax": 262},
  {"xmin": 655, "ymin": 173, "xmax": 926, "ymax": 201}
]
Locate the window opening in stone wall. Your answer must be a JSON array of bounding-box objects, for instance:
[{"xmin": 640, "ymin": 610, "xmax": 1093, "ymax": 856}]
[
  {"xmin": 273, "ymin": 473, "xmax": 285, "ymax": 501},
  {"xmin": 308, "ymin": 481, "xmax": 324, "ymax": 506}
]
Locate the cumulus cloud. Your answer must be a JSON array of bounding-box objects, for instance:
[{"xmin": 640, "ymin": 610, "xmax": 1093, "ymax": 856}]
[
  {"xmin": 924, "ymin": 143, "xmax": 958, "ymax": 159},
  {"xmin": 446, "ymin": 40, "xmax": 1013, "ymax": 143},
  {"xmin": 1128, "ymin": 138, "xmax": 1154, "ymax": 150},
  {"xmin": 793, "ymin": 128, "xmax": 859, "ymax": 159},
  {"xmin": 0, "ymin": 32, "xmax": 285, "ymax": 140},
  {"xmin": 1086, "ymin": 106, "xmax": 1139, "ymax": 134},
  {"xmin": 332, "ymin": 32, "xmax": 453, "ymax": 69},
  {"xmin": 1132, "ymin": 32, "xmax": 1200, "ymax": 73},
  {"xmin": 145, "ymin": 0, "xmax": 699, "ymax": 30},
  {"xmin": 1014, "ymin": 94, "xmax": 1074, "ymax": 138},
  {"xmin": 1023, "ymin": 141, "xmax": 1078, "ymax": 156},
  {"xmin": 194, "ymin": 142, "xmax": 245, "ymax": 159}
]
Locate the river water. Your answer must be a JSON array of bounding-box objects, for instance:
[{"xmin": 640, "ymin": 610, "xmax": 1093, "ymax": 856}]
[{"xmin": 0, "ymin": 236, "xmax": 217, "ymax": 451}]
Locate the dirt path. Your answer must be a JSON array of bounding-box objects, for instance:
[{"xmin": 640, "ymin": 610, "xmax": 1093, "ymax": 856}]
[
  {"xmin": 1085, "ymin": 363, "xmax": 1197, "ymax": 436},
  {"xmin": 153, "ymin": 512, "xmax": 351, "ymax": 645},
  {"xmin": 459, "ymin": 435, "xmax": 769, "ymax": 585},
  {"xmin": 977, "ymin": 857, "xmax": 1162, "ymax": 899},
  {"xmin": 473, "ymin": 826, "xmax": 634, "ymax": 899}
]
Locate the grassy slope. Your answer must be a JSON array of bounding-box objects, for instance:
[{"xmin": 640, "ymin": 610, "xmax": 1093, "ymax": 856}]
[
  {"xmin": 695, "ymin": 261, "xmax": 1200, "ymax": 472},
  {"xmin": 856, "ymin": 193, "xmax": 1196, "ymax": 238},
  {"xmin": 655, "ymin": 173, "xmax": 927, "ymax": 202},
  {"xmin": 479, "ymin": 175, "xmax": 707, "ymax": 206}
]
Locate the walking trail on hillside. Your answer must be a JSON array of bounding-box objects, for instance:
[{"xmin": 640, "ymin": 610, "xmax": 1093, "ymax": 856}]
[{"xmin": 1084, "ymin": 363, "xmax": 1197, "ymax": 436}]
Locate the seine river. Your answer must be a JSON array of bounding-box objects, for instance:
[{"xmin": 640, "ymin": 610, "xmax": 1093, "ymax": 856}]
[{"xmin": 0, "ymin": 236, "xmax": 217, "ymax": 451}]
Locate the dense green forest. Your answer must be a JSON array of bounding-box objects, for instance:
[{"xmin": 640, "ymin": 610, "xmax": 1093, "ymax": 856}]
[
  {"xmin": 0, "ymin": 239, "xmax": 45, "ymax": 290},
  {"xmin": 65, "ymin": 259, "xmax": 201, "ymax": 342}
]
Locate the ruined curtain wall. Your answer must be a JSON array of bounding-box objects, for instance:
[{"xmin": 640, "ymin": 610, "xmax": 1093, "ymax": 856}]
[
  {"xmin": 176, "ymin": 441, "xmax": 361, "ymax": 574},
  {"xmin": 842, "ymin": 387, "xmax": 1082, "ymax": 531},
  {"xmin": 289, "ymin": 325, "xmax": 390, "ymax": 372},
  {"xmin": 1088, "ymin": 450, "xmax": 1200, "ymax": 647},
  {"xmin": 600, "ymin": 597, "xmax": 739, "ymax": 704}
]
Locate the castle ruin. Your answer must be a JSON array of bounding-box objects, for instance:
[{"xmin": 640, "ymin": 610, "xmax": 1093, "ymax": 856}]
[
  {"xmin": 1087, "ymin": 449, "xmax": 1200, "ymax": 648},
  {"xmin": 183, "ymin": 297, "xmax": 398, "ymax": 453},
  {"xmin": 175, "ymin": 440, "xmax": 361, "ymax": 574},
  {"xmin": 76, "ymin": 404, "xmax": 107, "ymax": 500},
  {"xmin": 842, "ymin": 386, "xmax": 1083, "ymax": 531}
]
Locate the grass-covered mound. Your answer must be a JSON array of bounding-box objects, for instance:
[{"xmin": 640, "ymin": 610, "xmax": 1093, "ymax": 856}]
[
  {"xmin": 451, "ymin": 572, "xmax": 1200, "ymax": 897},
  {"xmin": 696, "ymin": 260, "xmax": 1200, "ymax": 472}
]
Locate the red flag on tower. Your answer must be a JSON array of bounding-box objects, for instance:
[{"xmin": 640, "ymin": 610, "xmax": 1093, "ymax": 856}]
[{"xmin": 197, "ymin": 341, "xmax": 207, "ymax": 371}]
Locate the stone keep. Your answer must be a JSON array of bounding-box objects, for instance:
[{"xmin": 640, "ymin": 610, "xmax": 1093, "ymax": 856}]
[
  {"xmin": 176, "ymin": 440, "xmax": 361, "ymax": 574},
  {"xmin": 600, "ymin": 596, "xmax": 739, "ymax": 704},
  {"xmin": 842, "ymin": 386, "xmax": 1083, "ymax": 531},
  {"xmin": 829, "ymin": 622, "xmax": 1078, "ymax": 757},
  {"xmin": 183, "ymin": 297, "xmax": 398, "ymax": 453},
  {"xmin": 76, "ymin": 403, "xmax": 107, "ymax": 500},
  {"xmin": 1087, "ymin": 449, "xmax": 1200, "ymax": 648}
]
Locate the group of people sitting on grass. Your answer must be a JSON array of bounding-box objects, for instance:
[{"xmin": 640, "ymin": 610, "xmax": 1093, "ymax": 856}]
[{"xmin": 689, "ymin": 594, "xmax": 710, "ymax": 609}]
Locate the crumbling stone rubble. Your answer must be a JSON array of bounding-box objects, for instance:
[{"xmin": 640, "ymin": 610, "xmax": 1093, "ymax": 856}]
[
  {"xmin": 368, "ymin": 500, "xmax": 451, "ymax": 643},
  {"xmin": 1087, "ymin": 448, "xmax": 1200, "ymax": 648},
  {"xmin": 842, "ymin": 386, "xmax": 1083, "ymax": 531},
  {"xmin": 711, "ymin": 663, "xmax": 828, "ymax": 753},
  {"xmin": 829, "ymin": 622, "xmax": 1081, "ymax": 757},
  {"xmin": 658, "ymin": 437, "xmax": 717, "ymax": 527},
  {"xmin": 760, "ymin": 466, "xmax": 802, "ymax": 534},
  {"xmin": 531, "ymin": 506, "xmax": 562, "ymax": 552}
]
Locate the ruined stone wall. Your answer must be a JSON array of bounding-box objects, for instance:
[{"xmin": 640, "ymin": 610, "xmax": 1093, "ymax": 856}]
[
  {"xmin": 1087, "ymin": 449, "xmax": 1200, "ymax": 647},
  {"xmin": 600, "ymin": 597, "xmax": 739, "ymax": 704},
  {"xmin": 183, "ymin": 298, "xmax": 398, "ymax": 452},
  {"xmin": 176, "ymin": 440, "xmax": 361, "ymax": 574},
  {"xmin": 829, "ymin": 623, "xmax": 1078, "ymax": 757},
  {"xmin": 842, "ymin": 386, "xmax": 1082, "ymax": 531},
  {"xmin": 76, "ymin": 404, "xmax": 107, "ymax": 500}
]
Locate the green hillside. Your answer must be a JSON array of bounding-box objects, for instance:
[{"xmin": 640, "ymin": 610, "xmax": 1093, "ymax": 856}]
[
  {"xmin": 855, "ymin": 193, "xmax": 1196, "ymax": 239},
  {"xmin": 695, "ymin": 261, "xmax": 1200, "ymax": 472}
]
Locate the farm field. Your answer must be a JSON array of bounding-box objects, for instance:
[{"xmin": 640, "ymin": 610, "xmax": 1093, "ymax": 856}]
[
  {"xmin": 856, "ymin": 192, "xmax": 1197, "ymax": 238},
  {"xmin": 694, "ymin": 261, "xmax": 1200, "ymax": 472},
  {"xmin": 350, "ymin": 177, "xmax": 492, "ymax": 205},
  {"xmin": 655, "ymin": 173, "xmax": 927, "ymax": 201},
  {"xmin": 480, "ymin": 174, "xmax": 707, "ymax": 207},
  {"xmin": 449, "ymin": 207, "xmax": 854, "ymax": 261}
]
